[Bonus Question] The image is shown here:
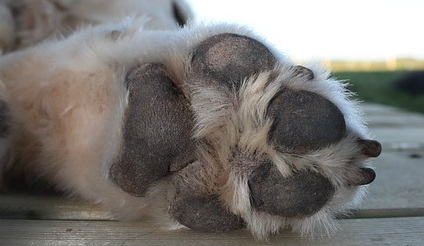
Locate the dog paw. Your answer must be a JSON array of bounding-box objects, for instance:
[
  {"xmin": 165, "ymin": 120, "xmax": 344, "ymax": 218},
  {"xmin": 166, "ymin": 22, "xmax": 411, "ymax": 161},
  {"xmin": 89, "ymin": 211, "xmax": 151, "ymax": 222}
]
[{"xmin": 110, "ymin": 32, "xmax": 381, "ymax": 238}]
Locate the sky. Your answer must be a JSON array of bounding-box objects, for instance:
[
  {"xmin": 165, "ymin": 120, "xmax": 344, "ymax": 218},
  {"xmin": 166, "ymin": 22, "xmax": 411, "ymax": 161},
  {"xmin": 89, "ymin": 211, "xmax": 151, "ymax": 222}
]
[{"xmin": 187, "ymin": 0, "xmax": 424, "ymax": 61}]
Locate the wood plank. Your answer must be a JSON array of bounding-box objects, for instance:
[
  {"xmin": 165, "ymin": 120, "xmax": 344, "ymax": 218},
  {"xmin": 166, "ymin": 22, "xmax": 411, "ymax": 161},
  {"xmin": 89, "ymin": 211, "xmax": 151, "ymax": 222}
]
[
  {"xmin": 360, "ymin": 103, "xmax": 424, "ymax": 210},
  {"xmin": 362, "ymin": 150, "xmax": 424, "ymax": 210},
  {"xmin": 352, "ymin": 208, "xmax": 424, "ymax": 218},
  {"xmin": 0, "ymin": 217, "xmax": 423, "ymax": 246},
  {"xmin": 363, "ymin": 103, "xmax": 424, "ymax": 145},
  {"xmin": 0, "ymin": 194, "xmax": 112, "ymax": 221},
  {"xmin": 364, "ymin": 103, "xmax": 424, "ymax": 128},
  {"xmin": 2, "ymin": 192, "xmax": 423, "ymax": 222}
]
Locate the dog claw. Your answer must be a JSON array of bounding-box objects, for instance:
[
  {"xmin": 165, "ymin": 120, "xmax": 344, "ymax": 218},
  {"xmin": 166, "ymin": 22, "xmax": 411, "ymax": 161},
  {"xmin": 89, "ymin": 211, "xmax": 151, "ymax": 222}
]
[
  {"xmin": 292, "ymin": 65, "xmax": 314, "ymax": 80},
  {"xmin": 358, "ymin": 139, "xmax": 382, "ymax": 157},
  {"xmin": 348, "ymin": 167, "xmax": 376, "ymax": 186}
]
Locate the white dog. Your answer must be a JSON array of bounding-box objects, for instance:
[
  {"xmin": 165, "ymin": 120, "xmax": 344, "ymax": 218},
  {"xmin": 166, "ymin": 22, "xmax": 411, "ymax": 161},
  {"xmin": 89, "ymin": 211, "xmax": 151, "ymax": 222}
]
[{"xmin": 0, "ymin": 0, "xmax": 381, "ymax": 239}]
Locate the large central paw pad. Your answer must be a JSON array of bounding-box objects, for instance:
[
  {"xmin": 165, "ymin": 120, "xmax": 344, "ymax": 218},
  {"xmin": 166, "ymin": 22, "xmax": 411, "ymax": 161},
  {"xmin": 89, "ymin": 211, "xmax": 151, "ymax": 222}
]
[{"xmin": 110, "ymin": 33, "xmax": 382, "ymax": 238}]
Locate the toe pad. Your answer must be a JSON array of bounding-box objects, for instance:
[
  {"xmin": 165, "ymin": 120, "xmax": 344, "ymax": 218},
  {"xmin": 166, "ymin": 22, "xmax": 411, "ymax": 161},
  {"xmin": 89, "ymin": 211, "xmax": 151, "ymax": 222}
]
[{"xmin": 249, "ymin": 163, "xmax": 335, "ymax": 217}]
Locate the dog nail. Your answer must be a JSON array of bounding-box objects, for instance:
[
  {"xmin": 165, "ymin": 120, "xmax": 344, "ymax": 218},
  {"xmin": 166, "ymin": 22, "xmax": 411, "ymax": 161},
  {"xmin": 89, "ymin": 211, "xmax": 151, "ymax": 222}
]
[
  {"xmin": 292, "ymin": 65, "xmax": 314, "ymax": 80},
  {"xmin": 348, "ymin": 167, "xmax": 376, "ymax": 186},
  {"xmin": 358, "ymin": 139, "xmax": 382, "ymax": 157}
]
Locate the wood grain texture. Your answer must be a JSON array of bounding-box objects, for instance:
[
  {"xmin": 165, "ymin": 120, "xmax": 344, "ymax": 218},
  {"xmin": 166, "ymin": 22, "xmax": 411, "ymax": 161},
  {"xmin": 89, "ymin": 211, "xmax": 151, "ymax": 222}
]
[
  {"xmin": 361, "ymin": 103, "xmax": 424, "ymax": 210},
  {"xmin": 0, "ymin": 217, "xmax": 423, "ymax": 246},
  {"xmin": 362, "ymin": 150, "xmax": 424, "ymax": 210},
  {"xmin": 364, "ymin": 103, "xmax": 424, "ymax": 145},
  {"xmin": 0, "ymin": 194, "xmax": 112, "ymax": 220}
]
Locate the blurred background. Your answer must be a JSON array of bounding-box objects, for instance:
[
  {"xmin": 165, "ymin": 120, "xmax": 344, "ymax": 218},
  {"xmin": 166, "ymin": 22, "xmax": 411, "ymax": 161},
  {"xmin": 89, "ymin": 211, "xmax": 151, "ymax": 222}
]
[{"xmin": 187, "ymin": 0, "xmax": 424, "ymax": 113}]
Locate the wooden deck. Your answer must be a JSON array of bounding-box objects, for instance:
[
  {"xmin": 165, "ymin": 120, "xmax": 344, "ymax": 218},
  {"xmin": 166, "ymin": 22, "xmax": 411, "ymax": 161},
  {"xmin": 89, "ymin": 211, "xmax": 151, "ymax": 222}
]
[{"xmin": 1, "ymin": 103, "xmax": 424, "ymax": 246}]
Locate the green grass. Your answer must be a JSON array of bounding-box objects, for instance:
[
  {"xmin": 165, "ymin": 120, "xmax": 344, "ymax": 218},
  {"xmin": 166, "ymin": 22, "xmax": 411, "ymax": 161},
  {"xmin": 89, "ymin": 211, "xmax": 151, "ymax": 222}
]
[{"xmin": 333, "ymin": 70, "xmax": 424, "ymax": 114}]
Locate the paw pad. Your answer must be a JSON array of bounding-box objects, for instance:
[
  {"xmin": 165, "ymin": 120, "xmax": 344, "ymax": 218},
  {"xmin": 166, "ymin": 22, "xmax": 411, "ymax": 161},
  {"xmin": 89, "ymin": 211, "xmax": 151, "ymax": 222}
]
[
  {"xmin": 267, "ymin": 89, "xmax": 346, "ymax": 154},
  {"xmin": 248, "ymin": 162, "xmax": 334, "ymax": 217},
  {"xmin": 189, "ymin": 33, "xmax": 276, "ymax": 89},
  {"xmin": 170, "ymin": 193, "xmax": 245, "ymax": 232},
  {"xmin": 110, "ymin": 63, "xmax": 195, "ymax": 196}
]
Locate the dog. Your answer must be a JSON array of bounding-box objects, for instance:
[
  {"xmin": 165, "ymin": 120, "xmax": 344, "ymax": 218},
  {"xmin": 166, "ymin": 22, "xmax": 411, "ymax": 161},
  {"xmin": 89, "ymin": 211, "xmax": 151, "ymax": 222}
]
[{"xmin": 0, "ymin": 0, "xmax": 381, "ymax": 239}]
